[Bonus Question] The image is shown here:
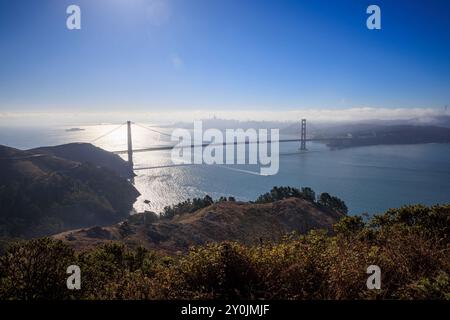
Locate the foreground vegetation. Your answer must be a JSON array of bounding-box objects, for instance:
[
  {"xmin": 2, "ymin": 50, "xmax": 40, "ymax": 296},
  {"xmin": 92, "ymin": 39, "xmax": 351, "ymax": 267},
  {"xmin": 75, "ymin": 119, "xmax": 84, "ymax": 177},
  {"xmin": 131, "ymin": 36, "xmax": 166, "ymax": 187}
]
[{"xmin": 0, "ymin": 201, "xmax": 448, "ymax": 300}]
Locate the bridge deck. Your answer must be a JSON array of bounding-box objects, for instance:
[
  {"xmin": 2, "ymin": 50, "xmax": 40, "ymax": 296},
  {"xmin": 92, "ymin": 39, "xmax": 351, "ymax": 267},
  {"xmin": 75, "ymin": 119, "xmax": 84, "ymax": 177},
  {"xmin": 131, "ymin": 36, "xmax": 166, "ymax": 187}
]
[{"xmin": 112, "ymin": 138, "xmax": 351, "ymax": 154}]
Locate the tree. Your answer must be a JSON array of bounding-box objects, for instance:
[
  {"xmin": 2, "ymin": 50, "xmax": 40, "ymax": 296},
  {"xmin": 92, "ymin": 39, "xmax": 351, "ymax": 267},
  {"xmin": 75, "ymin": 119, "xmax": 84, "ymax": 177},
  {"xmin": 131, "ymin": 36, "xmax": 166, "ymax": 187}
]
[
  {"xmin": 255, "ymin": 186, "xmax": 317, "ymax": 204},
  {"xmin": 318, "ymin": 193, "xmax": 348, "ymax": 214},
  {"xmin": 301, "ymin": 187, "xmax": 316, "ymax": 202},
  {"xmin": 161, "ymin": 195, "xmax": 216, "ymax": 219}
]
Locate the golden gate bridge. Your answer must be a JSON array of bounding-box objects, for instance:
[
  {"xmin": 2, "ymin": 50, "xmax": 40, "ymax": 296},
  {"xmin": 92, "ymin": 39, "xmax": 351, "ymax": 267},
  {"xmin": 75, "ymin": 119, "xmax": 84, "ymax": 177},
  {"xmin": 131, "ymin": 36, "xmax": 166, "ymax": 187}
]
[{"xmin": 90, "ymin": 119, "xmax": 350, "ymax": 169}]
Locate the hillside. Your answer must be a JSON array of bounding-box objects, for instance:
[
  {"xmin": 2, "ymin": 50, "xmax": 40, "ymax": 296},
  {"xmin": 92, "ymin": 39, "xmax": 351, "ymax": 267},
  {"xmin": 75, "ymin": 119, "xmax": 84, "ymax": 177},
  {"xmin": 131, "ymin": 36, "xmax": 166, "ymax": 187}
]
[
  {"xmin": 30, "ymin": 143, "xmax": 134, "ymax": 178},
  {"xmin": 0, "ymin": 144, "xmax": 139, "ymax": 238},
  {"xmin": 3, "ymin": 203, "xmax": 447, "ymax": 300},
  {"xmin": 295, "ymin": 123, "xmax": 450, "ymax": 149},
  {"xmin": 326, "ymin": 125, "xmax": 450, "ymax": 148},
  {"xmin": 54, "ymin": 197, "xmax": 344, "ymax": 253}
]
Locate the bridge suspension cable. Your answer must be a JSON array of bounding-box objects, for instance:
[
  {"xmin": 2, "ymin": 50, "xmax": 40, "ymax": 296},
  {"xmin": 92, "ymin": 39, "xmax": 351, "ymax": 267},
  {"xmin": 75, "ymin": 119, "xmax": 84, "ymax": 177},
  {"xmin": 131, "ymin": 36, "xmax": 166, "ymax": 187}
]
[
  {"xmin": 90, "ymin": 122, "xmax": 126, "ymax": 143},
  {"xmin": 133, "ymin": 122, "xmax": 173, "ymax": 138}
]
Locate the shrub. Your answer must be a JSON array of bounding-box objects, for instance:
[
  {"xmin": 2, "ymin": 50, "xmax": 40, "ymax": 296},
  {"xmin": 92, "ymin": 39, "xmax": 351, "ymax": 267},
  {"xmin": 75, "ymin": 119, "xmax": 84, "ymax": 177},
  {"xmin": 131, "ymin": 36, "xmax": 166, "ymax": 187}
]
[
  {"xmin": 0, "ymin": 203, "xmax": 448, "ymax": 300},
  {"xmin": 0, "ymin": 238, "xmax": 75, "ymax": 300}
]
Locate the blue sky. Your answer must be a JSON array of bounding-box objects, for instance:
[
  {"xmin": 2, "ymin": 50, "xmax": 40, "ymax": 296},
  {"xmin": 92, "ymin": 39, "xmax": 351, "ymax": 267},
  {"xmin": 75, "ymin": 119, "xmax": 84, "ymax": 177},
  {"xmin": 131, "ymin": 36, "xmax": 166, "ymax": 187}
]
[{"xmin": 0, "ymin": 0, "xmax": 449, "ymax": 116}]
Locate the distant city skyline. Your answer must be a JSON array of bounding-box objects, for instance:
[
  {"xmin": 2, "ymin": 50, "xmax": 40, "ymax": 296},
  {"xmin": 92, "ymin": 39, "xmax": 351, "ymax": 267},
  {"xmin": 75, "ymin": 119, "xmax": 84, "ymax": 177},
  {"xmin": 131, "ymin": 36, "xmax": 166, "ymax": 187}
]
[
  {"xmin": 1, "ymin": 107, "xmax": 450, "ymax": 127},
  {"xmin": 1, "ymin": 0, "xmax": 450, "ymax": 114}
]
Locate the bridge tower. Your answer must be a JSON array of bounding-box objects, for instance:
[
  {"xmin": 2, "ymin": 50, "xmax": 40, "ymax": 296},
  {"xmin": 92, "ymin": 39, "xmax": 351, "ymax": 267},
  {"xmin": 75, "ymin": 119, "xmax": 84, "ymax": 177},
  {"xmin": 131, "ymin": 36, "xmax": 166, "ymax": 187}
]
[
  {"xmin": 127, "ymin": 121, "xmax": 133, "ymax": 167},
  {"xmin": 300, "ymin": 119, "xmax": 307, "ymax": 151}
]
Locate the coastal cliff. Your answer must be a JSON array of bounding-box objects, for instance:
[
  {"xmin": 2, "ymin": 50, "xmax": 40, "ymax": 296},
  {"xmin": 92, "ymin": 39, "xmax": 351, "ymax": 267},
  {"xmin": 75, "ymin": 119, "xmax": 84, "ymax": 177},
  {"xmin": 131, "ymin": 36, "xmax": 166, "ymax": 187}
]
[{"xmin": 0, "ymin": 144, "xmax": 139, "ymax": 238}]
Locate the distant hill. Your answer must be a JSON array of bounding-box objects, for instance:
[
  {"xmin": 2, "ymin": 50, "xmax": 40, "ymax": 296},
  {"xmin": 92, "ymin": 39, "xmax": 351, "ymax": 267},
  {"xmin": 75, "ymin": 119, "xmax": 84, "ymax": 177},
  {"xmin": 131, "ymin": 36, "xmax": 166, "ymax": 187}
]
[
  {"xmin": 282, "ymin": 120, "xmax": 450, "ymax": 140},
  {"xmin": 54, "ymin": 197, "xmax": 344, "ymax": 253},
  {"xmin": 0, "ymin": 144, "xmax": 139, "ymax": 238},
  {"xmin": 30, "ymin": 143, "xmax": 134, "ymax": 178},
  {"xmin": 324, "ymin": 125, "xmax": 450, "ymax": 148}
]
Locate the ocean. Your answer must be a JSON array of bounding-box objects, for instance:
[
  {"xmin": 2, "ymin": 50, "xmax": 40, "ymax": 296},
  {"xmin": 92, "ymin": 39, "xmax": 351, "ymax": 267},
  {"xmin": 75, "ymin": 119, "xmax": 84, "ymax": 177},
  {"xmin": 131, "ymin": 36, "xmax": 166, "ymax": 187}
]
[{"xmin": 1, "ymin": 124, "xmax": 450, "ymax": 215}]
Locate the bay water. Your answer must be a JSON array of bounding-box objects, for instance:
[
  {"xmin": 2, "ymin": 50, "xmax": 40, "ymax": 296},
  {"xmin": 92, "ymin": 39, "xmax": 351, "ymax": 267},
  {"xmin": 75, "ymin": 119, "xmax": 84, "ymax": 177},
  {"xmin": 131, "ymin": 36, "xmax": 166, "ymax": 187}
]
[{"xmin": 1, "ymin": 124, "xmax": 449, "ymax": 215}]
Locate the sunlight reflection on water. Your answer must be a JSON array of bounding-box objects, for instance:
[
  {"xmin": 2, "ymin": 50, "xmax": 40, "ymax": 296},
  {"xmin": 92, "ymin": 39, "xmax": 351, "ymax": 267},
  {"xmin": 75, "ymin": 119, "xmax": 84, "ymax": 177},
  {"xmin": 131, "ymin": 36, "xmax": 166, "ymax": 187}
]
[{"xmin": 1, "ymin": 124, "xmax": 450, "ymax": 216}]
